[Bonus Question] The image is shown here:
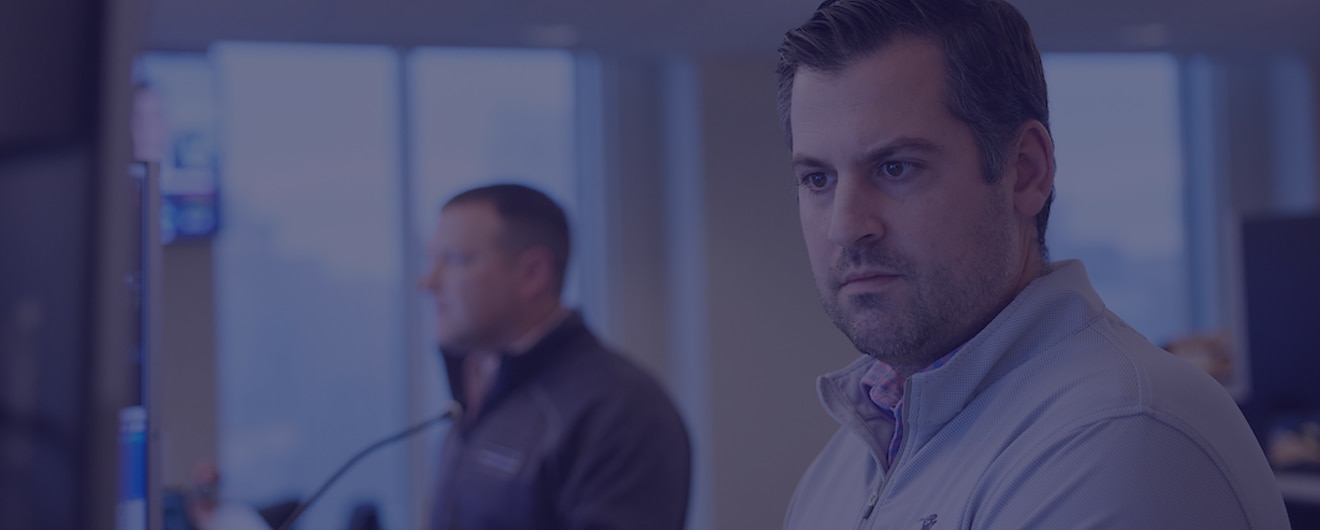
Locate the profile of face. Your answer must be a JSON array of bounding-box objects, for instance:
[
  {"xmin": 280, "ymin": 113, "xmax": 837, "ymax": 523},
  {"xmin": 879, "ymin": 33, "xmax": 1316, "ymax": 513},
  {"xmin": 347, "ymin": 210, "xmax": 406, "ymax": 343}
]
[
  {"xmin": 421, "ymin": 201, "xmax": 523, "ymax": 353},
  {"xmin": 790, "ymin": 38, "xmax": 1048, "ymax": 374}
]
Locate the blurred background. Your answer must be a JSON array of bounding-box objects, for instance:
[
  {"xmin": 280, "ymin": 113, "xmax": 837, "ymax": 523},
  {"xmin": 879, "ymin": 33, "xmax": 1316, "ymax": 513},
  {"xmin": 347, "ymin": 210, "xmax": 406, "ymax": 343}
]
[{"xmin": 3, "ymin": 0, "xmax": 1320, "ymax": 528}]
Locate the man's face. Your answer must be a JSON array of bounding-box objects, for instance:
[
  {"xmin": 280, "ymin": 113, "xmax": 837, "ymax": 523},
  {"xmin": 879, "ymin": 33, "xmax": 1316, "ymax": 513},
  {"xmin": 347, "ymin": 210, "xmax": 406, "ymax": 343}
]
[
  {"xmin": 422, "ymin": 202, "xmax": 521, "ymax": 353},
  {"xmin": 790, "ymin": 38, "xmax": 1026, "ymax": 373}
]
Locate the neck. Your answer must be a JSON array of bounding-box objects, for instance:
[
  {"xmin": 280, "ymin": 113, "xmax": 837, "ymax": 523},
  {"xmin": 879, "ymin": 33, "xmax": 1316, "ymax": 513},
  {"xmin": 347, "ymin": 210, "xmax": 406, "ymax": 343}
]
[
  {"xmin": 1012, "ymin": 249, "xmax": 1048, "ymax": 297},
  {"xmin": 1006, "ymin": 220, "xmax": 1049, "ymax": 298},
  {"xmin": 504, "ymin": 300, "xmax": 567, "ymax": 354}
]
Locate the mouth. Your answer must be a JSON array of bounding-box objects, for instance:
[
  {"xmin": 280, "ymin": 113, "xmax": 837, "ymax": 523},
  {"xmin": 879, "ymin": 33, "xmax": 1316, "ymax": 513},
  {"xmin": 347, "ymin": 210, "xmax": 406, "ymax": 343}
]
[{"xmin": 838, "ymin": 271, "xmax": 902, "ymax": 290}]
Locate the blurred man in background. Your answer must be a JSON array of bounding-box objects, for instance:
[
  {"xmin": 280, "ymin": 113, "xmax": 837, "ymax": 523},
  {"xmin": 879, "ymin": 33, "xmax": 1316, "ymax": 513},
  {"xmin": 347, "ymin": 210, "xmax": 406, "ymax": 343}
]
[{"xmin": 421, "ymin": 183, "xmax": 690, "ymax": 530}]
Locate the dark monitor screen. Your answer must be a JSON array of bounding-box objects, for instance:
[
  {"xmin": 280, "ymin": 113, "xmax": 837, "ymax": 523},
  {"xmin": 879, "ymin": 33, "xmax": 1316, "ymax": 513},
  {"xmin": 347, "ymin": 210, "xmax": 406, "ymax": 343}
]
[
  {"xmin": 1240, "ymin": 213, "xmax": 1320, "ymax": 434},
  {"xmin": 0, "ymin": 0, "xmax": 98, "ymax": 148}
]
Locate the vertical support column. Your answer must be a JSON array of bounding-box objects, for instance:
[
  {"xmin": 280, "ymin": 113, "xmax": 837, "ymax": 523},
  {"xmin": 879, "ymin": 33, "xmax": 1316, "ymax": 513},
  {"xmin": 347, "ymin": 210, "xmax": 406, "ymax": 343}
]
[
  {"xmin": 661, "ymin": 56, "xmax": 713, "ymax": 530},
  {"xmin": 1269, "ymin": 55, "xmax": 1319, "ymax": 214},
  {"xmin": 396, "ymin": 46, "xmax": 434, "ymax": 530}
]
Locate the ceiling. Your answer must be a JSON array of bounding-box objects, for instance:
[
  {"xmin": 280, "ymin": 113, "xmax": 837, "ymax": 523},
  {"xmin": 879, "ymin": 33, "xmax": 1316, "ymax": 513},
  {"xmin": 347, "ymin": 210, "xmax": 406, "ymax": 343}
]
[{"xmin": 144, "ymin": 0, "xmax": 1320, "ymax": 56}]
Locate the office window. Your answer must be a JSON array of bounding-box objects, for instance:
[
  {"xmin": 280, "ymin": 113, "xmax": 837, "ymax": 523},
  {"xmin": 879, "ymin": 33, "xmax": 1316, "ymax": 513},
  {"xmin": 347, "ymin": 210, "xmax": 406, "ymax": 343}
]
[
  {"xmin": 1044, "ymin": 54, "xmax": 1189, "ymax": 346},
  {"xmin": 212, "ymin": 43, "xmax": 408, "ymax": 529},
  {"xmin": 204, "ymin": 43, "xmax": 583, "ymax": 528}
]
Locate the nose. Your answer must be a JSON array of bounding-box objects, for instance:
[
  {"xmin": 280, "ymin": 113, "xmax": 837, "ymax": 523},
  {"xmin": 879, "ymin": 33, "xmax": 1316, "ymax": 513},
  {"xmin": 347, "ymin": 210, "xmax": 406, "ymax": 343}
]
[
  {"xmin": 419, "ymin": 260, "xmax": 441, "ymax": 293},
  {"xmin": 826, "ymin": 171, "xmax": 885, "ymax": 248}
]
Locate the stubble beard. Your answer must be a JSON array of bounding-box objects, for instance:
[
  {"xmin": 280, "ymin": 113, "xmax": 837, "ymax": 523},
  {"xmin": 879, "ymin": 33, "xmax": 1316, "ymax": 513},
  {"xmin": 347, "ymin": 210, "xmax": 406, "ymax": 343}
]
[{"xmin": 820, "ymin": 199, "xmax": 1019, "ymax": 375}]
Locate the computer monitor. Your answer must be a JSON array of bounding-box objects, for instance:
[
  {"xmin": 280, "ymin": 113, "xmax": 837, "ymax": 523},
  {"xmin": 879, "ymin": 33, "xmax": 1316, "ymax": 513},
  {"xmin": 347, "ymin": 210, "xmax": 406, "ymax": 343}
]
[
  {"xmin": 1, "ymin": 0, "xmax": 142, "ymax": 526},
  {"xmin": 1239, "ymin": 213, "xmax": 1320, "ymax": 441}
]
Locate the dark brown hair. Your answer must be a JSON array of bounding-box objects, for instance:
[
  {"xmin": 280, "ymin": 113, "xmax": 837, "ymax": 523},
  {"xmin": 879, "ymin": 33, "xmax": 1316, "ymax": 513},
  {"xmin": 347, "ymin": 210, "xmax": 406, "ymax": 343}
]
[
  {"xmin": 777, "ymin": 0, "xmax": 1054, "ymax": 255},
  {"xmin": 445, "ymin": 183, "xmax": 571, "ymax": 295}
]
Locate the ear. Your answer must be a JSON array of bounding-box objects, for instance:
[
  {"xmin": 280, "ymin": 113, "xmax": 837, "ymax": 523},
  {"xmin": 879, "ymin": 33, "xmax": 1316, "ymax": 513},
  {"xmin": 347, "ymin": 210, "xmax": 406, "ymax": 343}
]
[
  {"xmin": 1008, "ymin": 120, "xmax": 1055, "ymax": 219},
  {"xmin": 515, "ymin": 246, "xmax": 555, "ymax": 298}
]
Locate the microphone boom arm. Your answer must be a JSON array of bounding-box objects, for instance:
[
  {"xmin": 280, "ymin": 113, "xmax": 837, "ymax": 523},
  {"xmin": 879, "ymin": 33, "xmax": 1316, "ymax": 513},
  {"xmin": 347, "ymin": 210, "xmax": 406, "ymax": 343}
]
[{"xmin": 275, "ymin": 402, "xmax": 463, "ymax": 530}]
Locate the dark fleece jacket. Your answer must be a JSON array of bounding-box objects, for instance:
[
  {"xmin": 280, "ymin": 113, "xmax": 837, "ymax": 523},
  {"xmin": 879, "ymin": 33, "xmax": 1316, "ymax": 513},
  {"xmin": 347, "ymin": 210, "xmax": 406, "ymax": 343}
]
[{"xmin": 429, "ymin": 312, "xmax": 691, "ymax": 530}]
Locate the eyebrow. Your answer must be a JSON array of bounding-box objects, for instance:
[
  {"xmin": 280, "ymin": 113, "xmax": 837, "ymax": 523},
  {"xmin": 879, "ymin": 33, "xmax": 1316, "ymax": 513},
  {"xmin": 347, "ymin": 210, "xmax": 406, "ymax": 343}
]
[
  {"xmin": 861, "ymin": 137, "xmax": 943, "ymax": 167},
  {"xmin": 792, "ymin": 136, "xmax": 944, "ymax": 173}
]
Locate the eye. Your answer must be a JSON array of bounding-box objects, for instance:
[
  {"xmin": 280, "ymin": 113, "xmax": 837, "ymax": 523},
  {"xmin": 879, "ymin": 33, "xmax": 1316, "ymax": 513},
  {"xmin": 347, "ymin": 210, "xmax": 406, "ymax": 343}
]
[
  {"xmin": 880, "ymin": 161, "xmax": 911, "ymax": 179},
  {"xmin": 800, "ymin": 172, "xmax": 834, "ymax": 192}
]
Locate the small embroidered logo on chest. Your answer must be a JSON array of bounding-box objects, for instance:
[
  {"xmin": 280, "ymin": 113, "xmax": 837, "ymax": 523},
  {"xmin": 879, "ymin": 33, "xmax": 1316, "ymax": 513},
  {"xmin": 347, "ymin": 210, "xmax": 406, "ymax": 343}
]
[
  {"xmin": 475, "ymin": 447, "xmax": 524, "ymax": 476},
  {"xmin": 919, "ymin": 514, "xmax": 938, "ymax": 530}
]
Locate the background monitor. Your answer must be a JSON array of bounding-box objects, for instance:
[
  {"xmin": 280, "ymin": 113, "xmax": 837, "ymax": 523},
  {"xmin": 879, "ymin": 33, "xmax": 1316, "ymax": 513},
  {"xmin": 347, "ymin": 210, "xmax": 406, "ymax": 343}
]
[{"xmin": 1239, "ymin": 213, "xmax": 1320, "ymax": 443}]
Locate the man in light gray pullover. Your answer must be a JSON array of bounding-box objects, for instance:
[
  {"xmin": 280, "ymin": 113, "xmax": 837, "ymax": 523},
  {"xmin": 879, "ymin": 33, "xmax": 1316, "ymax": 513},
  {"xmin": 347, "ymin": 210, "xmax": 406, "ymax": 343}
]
[{"xmin": 775, "ymin": 0, "xmax": 1290, "ymax": 528}]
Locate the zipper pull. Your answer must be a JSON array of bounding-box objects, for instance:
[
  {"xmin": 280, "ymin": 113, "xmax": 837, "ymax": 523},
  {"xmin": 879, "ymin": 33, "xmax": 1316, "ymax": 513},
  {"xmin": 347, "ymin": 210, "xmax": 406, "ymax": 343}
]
[{"xmin": 860, "ymin": 490, "xmax": 880, "ymax": 520}]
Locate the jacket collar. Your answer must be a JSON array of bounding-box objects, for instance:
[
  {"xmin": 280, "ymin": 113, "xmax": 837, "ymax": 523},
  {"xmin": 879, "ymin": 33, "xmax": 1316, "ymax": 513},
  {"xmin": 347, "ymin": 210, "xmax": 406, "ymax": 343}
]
[
  {"xmin": 441, "ymin": 311, "xmax": 596, "ymax": 424},
  {"xmin": 817, "ymin": 260, "xmax": 1107, "ymax": 460}
]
